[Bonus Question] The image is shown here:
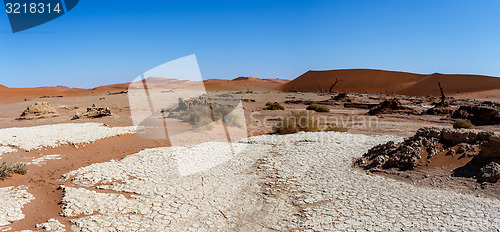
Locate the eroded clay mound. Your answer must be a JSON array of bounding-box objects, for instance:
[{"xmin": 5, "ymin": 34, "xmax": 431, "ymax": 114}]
[
  {"xmin": 355, "ymin": 127, "xmax": 500, "ymax": 183},
  {"xmin": 367, "ymin": 98, "xmax": 419, "ymax": 115},
  {"xmin": 17, "ymin": 102, "xmax": 58, "ymax": 120},
  {"xmin": 72, "ymin": 104, "xmax": 112, "ymax": 120},
  {"xmin": 452, "ymin": 105, "xmax": 500, "ymax": 125}
]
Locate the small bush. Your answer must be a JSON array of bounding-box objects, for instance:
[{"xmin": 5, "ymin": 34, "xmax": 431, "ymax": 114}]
[
  {"xmin": 274, "ymin": 111, "xmax": 320, "ymax": 134},
  {"xmin": 306, "ymin": 104, "xmax": 330, "ymax": 112},
  {"xmin": 177, "ymin": 104, "xmax": 243, "ymax": 130},
  {"xmin": 0, "ymin": 162, "xmax": 28, "ymax": 180},
  {"xmin": 324, "ymin": 123, "xmax": 348, "ymax": 132},
  {"xmin": 264, "ymin": 102, "xmax": 285, "ymax": 110},
  {"xmin": 12, "ymin": 162, "xmax": 28, "ymax": 175},
  {"xmin": 453, "ymin": 119, "xmax": 474, "ymax": 129}
]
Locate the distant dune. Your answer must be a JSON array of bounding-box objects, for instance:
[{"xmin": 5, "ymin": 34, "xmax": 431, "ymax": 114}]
[
  {"xmin": 39, "ymin": 85, "xmax": 72, "ymax": 91},
  {"xmin": 1, "ymin": 70, "xmax": 498, "ymax": 104},
  {"xmin": 204, "ymin": 77, "xmax": 285, "ymax": 91},
  {"xmin": 283, "ymin": 69, "xmax": 500, "ymax": 97},
  {"xmin": 263, "ymin": 78, "xmax": 291, "ymax": 83},
  {"xmin": 93, "ymin": 77, "xmax": 194, "ymax": 90}
]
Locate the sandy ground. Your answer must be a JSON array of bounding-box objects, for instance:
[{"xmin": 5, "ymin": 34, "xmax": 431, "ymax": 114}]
[
  {"xmin": 0, "ymin": 80, "xmax": 498, "ymax": 230},
  {"xmin": 284, "ymin": 69, "xmax": 500, "ymax": 97},
  {"xmin": 0, "ymin": 134, "xmax": 170, "ymax": 231},
  {"xmin": 46, "ymin": 133, "xmax": 500, "ymax": 231}
]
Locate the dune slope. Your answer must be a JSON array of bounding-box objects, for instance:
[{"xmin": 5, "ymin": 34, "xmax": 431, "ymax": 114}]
[{"xmin": 284, "ymin": 69, "xmax": 500, "ymax": 96}]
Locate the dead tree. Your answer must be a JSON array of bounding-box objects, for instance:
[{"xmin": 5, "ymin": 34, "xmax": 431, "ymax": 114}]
[
  {"xmin": 318, "ymin": 85, "xmax": 324, "ymax": 93},
  {"xmin": 438, "ymin": 82, "xmax": 447, "ymax": 105},
  {"xmin": 329, "ymin": 78, "xmax": 341, "ymax": 93}
]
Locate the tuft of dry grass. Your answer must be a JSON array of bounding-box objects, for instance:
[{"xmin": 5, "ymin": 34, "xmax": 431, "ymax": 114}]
[
  {"xmin": 324, "ymin": 123, "xmax": 348, "ymax": 132},
  {"xmin": 274, "ymin": 111, "xmax": 320, "ymax": 134},
  {"xmin": 0, "ymin": 162, "xmax": 28, "ymax": 180},
  {"xmin": 453, "ymin": 119, "xmax": 474, "ymax": 129},
  {"xmin": 263, "ymin": 102, "xmax": 285, "ymax": 110},
  {"xmin": 306, "ymin": 104, "xmax": 330, "ymax": 112}
]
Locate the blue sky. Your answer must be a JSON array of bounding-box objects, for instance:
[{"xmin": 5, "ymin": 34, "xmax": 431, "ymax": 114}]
[{"xmin": 1, "ymin": 0, "xmax": 500, "ymax": 88}]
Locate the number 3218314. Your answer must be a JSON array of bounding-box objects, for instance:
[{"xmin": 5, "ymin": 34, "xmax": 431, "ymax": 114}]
[{"xmin": 5, "ymin": 2, "xmax": 61, "ymax": 14}]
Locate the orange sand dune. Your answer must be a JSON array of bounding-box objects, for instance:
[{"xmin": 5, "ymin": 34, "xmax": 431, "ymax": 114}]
[
  {"xmin": 263, "ymin": 78, "xmax": 291, "ymax": 83},
  {"xmin": 204, "ymin": 77, "xmax": 284, "ymax": 91},
  {"xmin": 38, "ymin": 85, "xmax": 72, "ymax": 91},
  {"xmin": 0, "ymin": 87, "xmax": 97, "ymax": 104},
  {"xmin": 93, "ymin": 77, "xmax": 194, "ymax": 90},
  {"xmin": 400, "ymin": 73, "xmax": 500, "ymax": 96},
  {"xmin": 284, "ymin": 69, "xmax": 500, "ymax": 96}
]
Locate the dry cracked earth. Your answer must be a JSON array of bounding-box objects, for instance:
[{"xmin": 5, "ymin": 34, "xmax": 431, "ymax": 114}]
[{"xmin": 0, "ymin": 124, "xmax": 499, "ymax": 231}]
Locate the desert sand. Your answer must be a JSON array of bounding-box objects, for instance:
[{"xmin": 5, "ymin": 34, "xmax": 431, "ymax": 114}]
[
  {"xmin": 0, "ymin": 69, "xmax": 498, "ymax": 231},
  {"xmin": 284, "ymin": 69, "xmax": 500, "ymax": 99}
]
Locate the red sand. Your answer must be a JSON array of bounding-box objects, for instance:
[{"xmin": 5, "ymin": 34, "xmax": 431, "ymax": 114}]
[{"xmin": 284, "ymin": 69, "xmax": 500, "ymax": 97}]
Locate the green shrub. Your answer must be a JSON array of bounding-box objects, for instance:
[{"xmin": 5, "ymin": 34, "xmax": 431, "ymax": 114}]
[
  {"xmin": 453, "ymin": 119, "xmax": 474, "ymax": 129},
  {"xmin": 274, "ymin": 111, "xmax": 320, "ymax": 134},
  {"xmin": 0, "ymin": 162, "xmax": 28, "ymax": 180},
  {"xmin": 306, "ymin": 104, "xmax": 330, "ymax": 112},
  {"xmin": 264, "ymin": 102, "xmax": 285, "ymax": 110},
  {"xmin": 324, "ymin": 123, "xmax": 348, "ymax": 132}
]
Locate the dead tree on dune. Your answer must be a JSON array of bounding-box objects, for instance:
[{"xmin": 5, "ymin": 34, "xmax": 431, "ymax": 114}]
[
  {"xmin": 329, "ymin": 78, "xmax": 341, "ymax": 93},
  {"xmin": 438, "ymin": 82, "xmax": 447, "ymax": 105}
]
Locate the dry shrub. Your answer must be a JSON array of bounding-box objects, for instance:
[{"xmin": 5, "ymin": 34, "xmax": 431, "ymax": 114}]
[
  {"xmin": 306, "ymin": 104, "xmax": 330, "ymax": 112},
  {"xmin": 177, "ymin": 104, "xmax": 243, "ymax": 130},
  {"xmin": 264, "ymin": 102, "xmax": 285, "ymax": 110},
  {"xmin": 324, "ymin": 123, "xmax": 348, "ymax": 132},
  {"xmin": 274, "ymin": 111, "xmax": 320, "ymax": 134},
  {"xmin": 453, "ymin": 119, "xmax": 474, "ymax": 129},
  {"xmin": 0, "ymin": 162, "xmax": 28, "ymax": 180}
]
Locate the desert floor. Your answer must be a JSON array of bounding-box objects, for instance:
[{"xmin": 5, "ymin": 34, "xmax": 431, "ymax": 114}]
[{"xmin": 0, "ymin": 90, "xmax": 498, "ymax": 231}]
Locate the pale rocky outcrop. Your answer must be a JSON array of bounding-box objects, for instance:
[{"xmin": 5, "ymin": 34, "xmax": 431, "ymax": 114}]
[
  {"xmin": 356, "ymin": 127, "xmax": 496, "ymax": 170},
  {"xmin": 72, "ymin": 105, "xmax": 111, "ymax": 120},
  {"xmin": 17, "ymin": 102, "xmax": 58, "ymax": 120}
]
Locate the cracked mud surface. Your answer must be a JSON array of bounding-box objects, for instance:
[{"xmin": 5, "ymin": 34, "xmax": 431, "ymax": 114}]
[{"xmin": 59, "ymin": 132, "xmax": 499, "ymax": 231}]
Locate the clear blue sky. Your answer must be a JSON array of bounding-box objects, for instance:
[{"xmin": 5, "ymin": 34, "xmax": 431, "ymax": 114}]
[{"xmin": 1, "ymin": 0, "xmax": 500, "ymax": 88}]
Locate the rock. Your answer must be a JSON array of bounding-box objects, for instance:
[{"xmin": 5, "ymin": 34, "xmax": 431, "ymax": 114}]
[
  {"xmin": 72, "ymin": 104, "xmax": 112, "ymax": 120},
  {"xmin": 35, "ymin": 218, "xmax": 65, "ymax": 232},
  {"xmin": 343, "ymin": 102, "xmax": 379, "ymax": 109},
  {"xmin": 425, "ymin": 105, "xmax": 455, "ymax": 115},
  {"xmin": 332, "ymin": 93, "xmax": 350, "ymax": 101},
  {"xmin": 356, "ymin": 136, "xmax": 421, "ymax": 170},
  {"xmin": 178, "ymin": 95, "xmax": 209, "ymax": 111},
  {"xmin": 451, "ymin": 105, "xmax": 500, "ymax": 125},
  {"xmin": 367, "ymin": 98, "xmax": 419, "ymax": 115},
  {"xmin": 478, "ymin": 161, "xmax": 500, "ymax": 183},
  {"xmin": 415, "ymin": 127, "xmax": 441, "ymax": 139},
  {"xmin": 478, "ymin": 131, "xmax": 494, "ymax": 141},
  {"xmin": 456, "ymin": 143, "xmax": 469, "ymax": 154},
  {"xmin": 480, "ymin": 135, "xmax": 500, "ymax": 158},
  {"xmin": 356, "ymin": 127, "xmax": 498, "ymax": 171},
  {"xmin": 441, "ymin": 128, "xmax": 478, "ymax": 145},
  {"xmin": 17, "ymin": 102, "xmax": 58, "ymax": 120}
]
